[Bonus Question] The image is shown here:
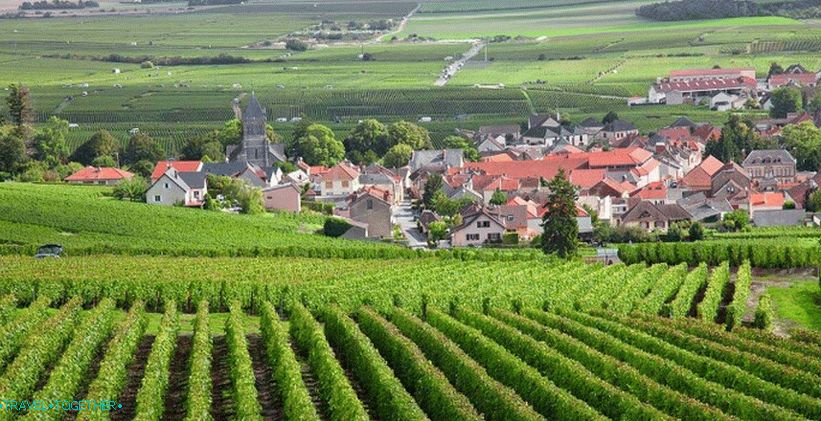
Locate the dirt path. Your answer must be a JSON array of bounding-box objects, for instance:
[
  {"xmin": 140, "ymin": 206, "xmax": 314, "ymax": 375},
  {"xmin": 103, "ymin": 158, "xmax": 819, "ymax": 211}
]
[
  {"xmin": 111, "ymin": 335, "xmax": 154, "ymax": 421},
  {"xmin": 247, "ymin": 334, "xmax": 283, "ymax": 420},
  {"xmin": 370, "ymin": 2, "xmax": 420, "ymax": 44},
  {"xmin": 210, "ymin": 335, "xmax": 235, "ymax": 420},
  {"xmin": 290, "ymin": 341, "xmax": 329, "ymax": 420},
  {"xmin": 164, "ymin": 334, "xmax": 193, "ymax": 421}
]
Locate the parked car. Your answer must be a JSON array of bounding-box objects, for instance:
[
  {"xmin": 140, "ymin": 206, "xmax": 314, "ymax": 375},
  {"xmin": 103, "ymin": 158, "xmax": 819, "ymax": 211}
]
[{"xmin": 34, "ymin": 244, "xmax": 63, "ymax": 259}]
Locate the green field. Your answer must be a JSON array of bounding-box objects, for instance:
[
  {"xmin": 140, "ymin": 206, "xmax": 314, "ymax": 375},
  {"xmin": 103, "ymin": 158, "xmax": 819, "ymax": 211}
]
[{"xmin": 768, "ymin": 280, "xmax": 821, "ymax": 331}]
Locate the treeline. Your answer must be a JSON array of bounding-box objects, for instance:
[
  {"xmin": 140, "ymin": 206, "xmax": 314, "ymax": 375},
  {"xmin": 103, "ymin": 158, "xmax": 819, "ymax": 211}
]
[
  {"xmin": 19, "ymin": 0, "xmax": 97, "ymax": 9},
  {"xmin": 618, "ymin": 240, "xmax": 821, "ymax": 268},
  {"xmin": 635, "ymin": 0, "xmax": 821, "ymax": 21},
  {"xmin": 187, "ymin": 0, "xmax": 241, "ymax": 6},
  {"xmin": 44, "ymin": 53, "xmax": 252, "ymax": 66}
]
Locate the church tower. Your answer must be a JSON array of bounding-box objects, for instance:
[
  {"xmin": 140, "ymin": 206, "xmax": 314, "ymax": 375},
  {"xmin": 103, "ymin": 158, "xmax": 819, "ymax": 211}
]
[{"xmin": 239, "ymin": 93, "xmax": 269, "ymax": 167}]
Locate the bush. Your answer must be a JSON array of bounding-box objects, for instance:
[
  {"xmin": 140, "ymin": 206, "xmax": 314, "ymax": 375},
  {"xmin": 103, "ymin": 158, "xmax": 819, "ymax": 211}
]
[
  {"xmin": 302, "ymin": 200, "xmax": 334, "ymax": 215},
  {"xmin": 753, "ymin": 294, "xmax": 774, "ymax": 331},
  {"xmin": 285, "ymin": 38, "xmax": 308, "ymax": 51},
  {"xmin": 323, "ymin": 217, "xmax": 351, "ymax": 237},
  {"xmin": 502, "ymin": 232, "xmax": 519, "ymax": 245},
  {"xmin": 140, "ymin": 60, "xmax": 154, "ymax": 69},
  {"xmin": 112, "ymin": 175, "xmax": 148, "ymax": 202}
]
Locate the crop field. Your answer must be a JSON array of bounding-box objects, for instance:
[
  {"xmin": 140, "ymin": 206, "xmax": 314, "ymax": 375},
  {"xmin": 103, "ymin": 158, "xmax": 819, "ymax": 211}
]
[{"xmin": 0, "ymin": 254, "xmax": 819, "ymax": 419}]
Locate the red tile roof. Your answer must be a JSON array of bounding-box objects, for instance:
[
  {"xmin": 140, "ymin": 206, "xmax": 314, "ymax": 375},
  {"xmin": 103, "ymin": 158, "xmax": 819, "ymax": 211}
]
[
  {"xmin": 769, "ymin": 73, "xmax": 817, "ymax": 87},
  {"xmin": 631, "ymin": 181, "xmax": 667, "ymax": 200},
  {"xmin": 669, "ymin": 67, "xmax": 755, "ymax": 78},
  {"xmin": 751, "ymin": 192, "xmax": 785, "ymax": 208},
  {"xmin": 656, "ymin": 127, "xmax": 692, "ymax": 140},
  {"xmin": 570, "ymin": 169, "xmax": 606, "ymax": 189},
  {"xmin": 464, "ymin": 156, "xmax": 588, "ymax": 180},
  {"xmin": 692, "ymin": 125, "xmax": 721, "ymax": 142},
  {"xmin": 480, "ymin": 152, "xmax": 515, "ymax": 162},
  {"xmin": 576, "ymin": 205, "xmax": 589, "ymax": 217},
  {"xmin": 700, "ymin": 155, "xmax": 725, "ymax": 176},
  {"xmin": 66, "ymin": 166, "xmax": 134, "ymax": 182},
  {"xmin": 654, "ymin": 77, "xmax": 756, "ymax": 94},
  {"xmin": 323, "ymin": 163, "xmax": 359, "ymax": 181},
  {"xmin": 151, "ymin": 161, "xmax": 202, "ymax": 182}
]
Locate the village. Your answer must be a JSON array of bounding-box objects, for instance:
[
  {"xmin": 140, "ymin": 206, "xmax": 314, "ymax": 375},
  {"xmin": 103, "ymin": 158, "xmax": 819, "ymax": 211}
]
[{"xmin": 60, "ymin": 65, "xmax": 821, "ymax": 249}]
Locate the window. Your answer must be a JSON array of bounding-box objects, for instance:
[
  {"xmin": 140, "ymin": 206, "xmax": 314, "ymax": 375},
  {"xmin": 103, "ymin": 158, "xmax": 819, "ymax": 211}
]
[
  {"xmin": 194, "ymin": 191, "xmax": 200, "ymax": 199},
  {"xmin": 325, "ymin": 181, "xmax": 332, "ymax": 189},
  {"xmin": 342, "ymin": 180, "xmax": 349, "ymax": 188},
  {"xmin": 164, "ymin": 183, "xmax": 169, "ymax": 189},
  {"xmin": 488, "ymin": 233, "xmax": 501, "ymax": 242},
  {"xmin": 366, "ymin": 199, "xmax": 373, "ymax": 210},
  {"xmin": 466, "ymin": 234, "xmax": 480, "ymax": 241},
  {"xmin": 477, "ymin": 220, "xmax": 490, "ymax": 228},
  {"xmin": 154, "ymin": 195, "xmax": 161, "ymax": 202}
]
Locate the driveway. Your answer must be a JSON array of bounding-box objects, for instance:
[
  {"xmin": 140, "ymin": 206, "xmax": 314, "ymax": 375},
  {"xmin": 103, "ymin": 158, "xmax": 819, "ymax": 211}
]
[{"xmin": 394, "ymin": 200, "xmax": 427, "ymax": 248}]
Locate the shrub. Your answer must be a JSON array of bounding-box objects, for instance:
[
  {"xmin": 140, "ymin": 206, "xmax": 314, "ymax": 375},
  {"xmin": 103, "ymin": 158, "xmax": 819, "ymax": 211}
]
[
  {"xmin": 285, "ymin": 38, "xmax": 308, "ymax": 51},
  {"xmin": 502, "ymin": 232, "xmax": 519, "ymax": 245},
  {"xmin": 753, "ymin": 294, "xmax": 774, "ymax": 331},
  {"xmin": 323, "ymin": 217, "xmax": 351, "ymax": 237}
]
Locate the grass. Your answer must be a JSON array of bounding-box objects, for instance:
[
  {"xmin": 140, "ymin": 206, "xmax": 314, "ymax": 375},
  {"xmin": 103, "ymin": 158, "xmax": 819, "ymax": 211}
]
[{"xmin": 768, "ymin": 280, "xmax": 821, "ymax": 331}]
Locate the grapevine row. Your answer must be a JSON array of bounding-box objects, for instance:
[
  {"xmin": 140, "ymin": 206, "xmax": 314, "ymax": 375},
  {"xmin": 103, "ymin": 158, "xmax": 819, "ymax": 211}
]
[
  {"xmin": 225, "ymin": 301, "xmax": 263, "ymax": 420},
  {"xmin": 184, "ymin": 301, "xmax": 212, "ymax": 421},
  {"xmin": 134, "ymin": 301, "xmax": 179, "ymax": 421}
]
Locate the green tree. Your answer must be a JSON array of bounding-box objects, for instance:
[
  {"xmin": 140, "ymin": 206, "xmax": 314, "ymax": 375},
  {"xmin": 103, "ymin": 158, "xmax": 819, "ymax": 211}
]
[
  {"xmin": 91, "ymin": 155, "xmax": 117, "ymax": 168},
  {"xmin": 441, "ymin": 135, "xmax": 479, "ymax": 161},
  {"xmin": 767, "ymin": 62, "xmax": 784, "ymax": 77},
  {"xmin": 432, "ymin": 191, "xmax": 474, "ymax": 217},
  {"xmin": 806, "ymin": 189, "xmax": 821, "ymax": 212},
  {"xmin": 123, "ymin": 133, "xmax": 164, "ymax": 165},
  {"xmin": 291, "ymin": 124, "xmax": 345, "ymax": 166},
  {"xmin": 344, "ymin": 119, "xmax": 387, "ymax": 163},
  {"xmin": 721, "ymin": 209, "xmax": 749, "ymax": 232},
  {"xmin": 781, "ymin": 121, "xmax": 821, "ymax": 171},
  {"xmin": 541, "ymin": 169, "xmax": 578, "ymax": 258},
  {"xmin": 383, "ymin": 121, "xmax": 432, "ymax": 154},
  {"xmin": 422, "ymin": 173, "xmax": 443, "ymax": 208},
  {"xmin": 807, "ymin": 95, "xmax": 821, "ymax": 115},
  {"xmin": 602, "ymin": 111, "xmax": 619, "ymax": 124},
  {"xmin": 688, "ymin": 221, "xmax": 705, "ymax": 241},
  {"xmin": 216, "ymin": 119, "xmax": 242, "ymax": 147},
  {"xmin": 181, "ymin": 135, "xmax": 225, "ymax": 162},
  {"xmin": 128, "ymin": 160, "xmax": 155, "ymax": 178},
  {"xmin": 427, "ymin": 221, "xmax": 448, "ymax": 244},
  {"xmin": 112, "ymin": 175, "xmax": 148, "ymax": 202},
  {"xmin": 237, "ymin": 185, "xmax": 264, "ymax": 215},
  {"xmin": 70, "ymin": 129, "xmax": 120, "ymax": 165},
  {"xmin": 489, "ymin": 189, "xmax": 507, "ymax": 205},
  {"xmin": 0, "ymin": 129, "xmax": 26, "ymax": 174},
  {"xmin": 6, "ymin": 83, "xmax": 34, "ymax": 129},
  {"xmin": 769, "ymin": 87, "xmax": 802, "ymax": 118},
  {"xmin": 704, "ymin": 114, "xmax": 758, "ymax": 163},
  {"xmin": 665, "ymin": 223, "xmax": 684, "ymax": 242},
  {"xmin": 382, "ymin": 143, "xmax": 413, "ymax": 168},
  {"xmin": 32, "ymin": 117, "xmax": 70, "ymax": 167}
]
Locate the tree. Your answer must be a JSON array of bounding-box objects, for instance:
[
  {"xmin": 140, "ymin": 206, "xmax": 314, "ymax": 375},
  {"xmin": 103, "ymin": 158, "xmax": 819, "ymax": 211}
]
[
  {"xmin": 781, "ymin": 121, "xmax": 821, "ymax": 171},
  {"xmin": 688, "ymin": 221, "xmax": 705, "ymax": 241},
  {"xmin": 383, "ymin": 121, "xmax": 432, "ymax": 154},
  {"xmin": 236, "ymin": 185, "xmax": 264, "ymax": 214},
  {"xmin": 704, "ymin": 114, "xmax": 758, "ymax": 163},
  {"xmin": 427, "ymin": 221, "xmax": 448, "ymax": 245},
  {"xmin": 422, "ymin": 173, "xmax": 443, "ymax": 209},
  {"xmin": 91, "ymin": 155, "xmax": 116, "ymax": 167},
  {"xmin": 807, "ymin": 95, "xmax": 821, "ymax": 115},
  {"xmin": 721, "ymin": 209, "xmax": 749, "ymax": 232},
  {"xmin": 806, "ymin": 189, "xmax": 821, "ymax": 212},
  {"xmin": 285, "ymin": 38, "xmax": 308, "ymax": 51},
  {"xmin": 441, "ymin": 135, "xmax": 479, "ymax": 161},
  {"xmin": 112, "ymin": 175, "xmax": 148, "ymax": 202},
  {"xmin": 767, "ymin": 62, "xmax": 784, "ymax": 77},
  {"xmin": 216, "ymin": 119, "xmax": 243, "ymax": 148},
  {"xmin": 181, "ymin": 135, "xmax": 225, "ymax": 162},
  {"xmin": 32, "ymin": 117, "xmax": 70, "ymax": 166},
  {"xmin": 602, "ymin": 111, "xmax": 619, "ymax": 125},
  {"xmin": 769, "ymin": 87, "xmax": 802, "ymax": 118},
  {"xmin": 123, "ymin": 133, "xmax": 164, "ymax": 165},
  {"xmin": 783, "ymin": 200, "xmax": 796, "ymax": 210},
  {"xmin": 70, "ymin": 129, "xmax": 119, "ymax": 165},
  {"xmin": 541, "ymin": 169, "xmax": 578, "ymax": 258},
  {"xmin": 489, "ymin": 189, "xmax": 507, "ymax": 205},
  {"xmin": 344, "ymin": 119, "xmax": 386, "ymax": 162},
  {"xmin": 432, "ymin": 191, "xmax": 474, "ymax": 217},
  {"xmin": 129, "ymin": 160, "xmax": 155, "ymax": 178},
  {"xmin": 6, "ymin": 83, "xmax": 34, "ymax": 129},
  {"xmin": 0, "ymin": 130, "xmax": 26, "ymax": 174},
  {"xmin": 665, "ymin": 223, "xmax": 684, "ymax": 242},
  {"xmin": 291, "ymin": 124, "xmax": 344, "ymax": 166},
  {"xmin": 382, "ymin": 143, "xmax": 413, "ymax": 168}
]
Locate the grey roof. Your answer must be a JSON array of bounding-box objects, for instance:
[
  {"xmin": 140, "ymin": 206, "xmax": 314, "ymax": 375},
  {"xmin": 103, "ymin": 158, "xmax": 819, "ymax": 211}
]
[
  {"xmin": 409, "ymin": 149, "xmax": 464, "ymax": 171},
  {"xmin": 244, "ymin": 93, "xmax": 267, "ymax": 120},
  {"xmin": 753, "ymin": 209, "xmax": 807, "ymax": 227},
  {"xmin": 603, "ymin": 119, "xmax": 636, "ymax": 132},
  {"xmin": 529, "ymin": 114, "xmax": 561, "ymax": 128},
  {"xmin": 202, "ymin": 162, "xmax": 251, "ymax": 177},
  {"xmin": 742, "ymin": 149, "xmax": 797, "ymax": 166},
  {"xmin": 359, "ymin": 172, "xmax": 394, "ymax": 185},
  {"xmin": 578, "ymin": 117, "xmax": 604, "ymax": 128},
  {"xmin": 178, "ymin": 171, "xmax": 207, "ymax": 189},
  {"xmin": 669, "ymin": 116, "xmax": 697, "ymax": 128}
]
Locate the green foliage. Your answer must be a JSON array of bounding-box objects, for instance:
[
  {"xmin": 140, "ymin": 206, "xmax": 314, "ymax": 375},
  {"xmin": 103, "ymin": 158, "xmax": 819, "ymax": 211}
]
[
  {"xmin": 696, "ymin": 261, "xmax": 730, "ymax": 322},
  {"xmin": 291, "ymin": 123, "xmax": 345, "ymax": 166},
  {"xmin": 489, "ymin": 188, "xmax": 507, "ymax": 205},
  {"xmin": 0, "ymin": 296, "xmax": 52, "ymax": 371},
  {"xmin": 0, "ymin": 130, "xmax": 26, "ymax": 174},
  {"xmin": 688, "ymin": 222, "xmax": 705, "ymax": 241},
  {"xmin": 432, "ymin": 190, "xmax": 474, "ymax": 217},
  {"xmin": 386, "ymin": 120, "xmax": 432, "ymax": 152},
  {"xmin": 441, "ymin": 135, "xmax": 479, "ymax": 161},
  {"xmin": 321, "ymin": 306, "xmax": 427, "ymax": 420},
  {"xmin": 705, "ymin": 114, "xmax": 759, "ymax": 164},
  {"xmin": 769, "ymin": 87, "xmax": 803, "ymax": 118},
  {"xmin": 124, "ymin": 132, "xmax": 165, "ymax": 166},
  {"xmin": 185, "ymin": 301, "xmax": 213, "ymax": 421},
  {"xmin": 285, "ymin": 38, "xmax": 308, "ymax": 51},
  {"xmin": 134, "ymin": 301, "xmax": 179, "ymax": 421},
  {"xmin": 721, "ymin": 209, "xmax": 749, "ymax": 232},
  {"xmin": 753, "ymin": 294, "xmax": 774, "ymax": 331},
  {"xmin": 427, "ymin": 220, "xmax": 448, "ymax": 243},
  {"xmin": 181, "ymin": 135, "xmax": 225, "ymax": 162},
  {"xmin": 602, "ymin": 111, "xmax": 619, "ymax": 124},
  {"xmin": 112, "ymin": 175, "xmax": 149, "ymax": 202},
  {"xmin": 6, "ymin": 83, "xmax": 34, "ymax": 128},
  {"xmin": 323, "ymin": 217, "xmax": 352, "ymax": 237},
  {"xmin": 541, "ymin": 169, "xmax": 578, "ymax": 258},
  {"xmin": 726, "ymin": 260, "xmax": 752, "ymax": 331},
  {"xmin": 781, "ymin": 121, "xmax": 821, "ymax": 171},
  {"xmin": 344, "ymin": 119, "xmax": 387, "ymax": 162},
  {"xmin": 70, "ymin": 129, "xmax": 119, "ymax": 165},
  {"xmin": 237, "ymin": 184, "xmax": 264, "ymax": 215},
  {"xmin": 422, "ymin": 173, "xmax": 443, "ymax": 209},
  {"xmin": 382, "ymin": 143, "xmax": 413, "ymax": 168},
  {"xmin": 32, "ymin": 116, "xmax": 70, "ymax": 166},
  {"xmin": 90, "ymin": 155, "xmax": 116, "ymax": 167},
  {"xmin": 806, "ymin": 189, "xmax": 821, "ymax": 211},
  {"xmin": 619, "ymin": 239, "xmax": 821, "ymax": 268},
  {"xmin": 225, "ymin": 301, "xmax": 262, "ymax": 420},
  {"xmin": 259, "ymin": 302, "xmax": 319, "ymax": 421},
  {"xmin": 502, "ymin": 231, "xmax": 519, "ymax": 245},
  {"xmin": 664, "ymin": 263, "xmax": 708, "ymax": 318}
]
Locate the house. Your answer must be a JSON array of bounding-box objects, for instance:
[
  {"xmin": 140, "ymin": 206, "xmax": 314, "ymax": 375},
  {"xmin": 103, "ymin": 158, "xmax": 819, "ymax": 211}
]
[
  {"xmin": 710, "ymin": 92, "xmax": 744, "ymax": 111},
  {"xmin": 711, "ymin": 162, "xmax": 751, "ymax": 200},
  {"xmin": 146, "ymin": 167, "xmax": 207, "ymax": 207},
  {"xmin": 667, "ymin": 67, "xmax": 756, "ymax": 82},
  {"xmin": 631, "ymin": 181, "xmax": 669, "ymax": 204},
  {"xmin": 319, "ymin": 163, "xmax": 360, "ymax": 198},
  {"xmin": 409, "ymin": 149, "xmax": 464, "ymax": 172},
  {"xmin": 598, "ymin": 120, "xmax": 638, "ymax": 141},
  {"xmin": 474, "ymin": 125, "xmax": 520, "ymax": 144},
  {"xmin": 262, "ymin": 183, "xmax": 301, "ymax": 212},
  {"xmin": 649, "ymin": 77, "xmax": 757, "ymax": 105},
  {"xmin": 201, "ymin": 161, "xmax": 275, "ymax": 188},
  {"xmin": 451, "ymin": 207, "xmax": 507, "ymax": 246},
  {"xmin": 65, "ymin": 166, "xmax": 133, "ymax": 185},
  {"xmin": 679, "ymin": 193, "xmax": 733, "ymax": 222},
  {"xmin": 618, "ymin": 200, "xmax": 691, "ymax": 232},
  {"xmin": 680, "ymin": 155, "xmax": 724, "ymax": 192},
  {"xmin": 360, "ymin": 164, "xmax": 404, "ymax": 204},
  {"xmin": 225, "ymin": 93, "xmax": 287, "ymax": 166},
  {"xmin": 576, "ymin": 117, "xmax": 604, "ymax": 137},
  {"xmin": 742, "ymin": 149, "xmax": 797, "ymax": 184},
  {"xmin": 418, "ymin": 210, "xmax": 442, "ymax": 234},
  {"xmin": 347, "ymin": 186, "xmax": 394, "ymax": 239},
  {"xmin": 150, "ymin": 160, "xmax": 202, "ymax": 183},
  {"xmin": 476, "ymin": 136, "xmax": 506, "ymax": 153},
  {"xmin": 750, "ymin": 192, "xmax": 786, "ymax": 213},
  {"xmin": 522, "ymin": 114, "xmax": 588, "ymax": 147},
  {"xmin": 767, "ymin": 72, "xmax": 817, "ymax": 90}
]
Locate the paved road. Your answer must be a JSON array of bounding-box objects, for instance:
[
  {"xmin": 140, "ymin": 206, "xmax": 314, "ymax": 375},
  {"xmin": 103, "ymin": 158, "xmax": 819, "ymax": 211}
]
[
  {"xmin": 394, "ymin": 200, "xmax": 427, "ymax": 248},
  {"xmin": 435, "ymin": 42, "xmax": 485, "ymax": 86}
]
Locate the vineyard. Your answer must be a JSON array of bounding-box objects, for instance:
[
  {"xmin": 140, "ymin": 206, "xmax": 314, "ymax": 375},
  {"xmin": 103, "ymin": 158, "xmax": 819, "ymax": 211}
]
[{"xmin": 0, "ymin": 253, "xmax": 817, "ymax": 420}]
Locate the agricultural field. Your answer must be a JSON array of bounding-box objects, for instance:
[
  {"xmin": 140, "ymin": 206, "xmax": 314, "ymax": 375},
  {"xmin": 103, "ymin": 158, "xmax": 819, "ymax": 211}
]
[{"xmin": 0, "ymin": 255, "xmax": 820, "ymax": 419}]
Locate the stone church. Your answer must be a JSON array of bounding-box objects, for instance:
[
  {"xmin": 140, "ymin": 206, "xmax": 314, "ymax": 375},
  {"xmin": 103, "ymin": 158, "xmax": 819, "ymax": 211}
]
[{"xmin": 226, "ymin": 93, "xmax": 287, "ymax": 166}]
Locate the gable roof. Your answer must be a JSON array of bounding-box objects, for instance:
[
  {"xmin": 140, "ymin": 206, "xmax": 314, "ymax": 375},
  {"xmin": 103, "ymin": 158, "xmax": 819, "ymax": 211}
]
[
  {"xmin": 603, "ymin": 119, "xmax": 637, "ymax": 132},
  {"xmin": 742, "ymin": 149, "xmax": 797, "ymax": 166},
  {"xmin": 570, "ymin": 169, "xmax": 606, "ymax": 189},
  {"xmin": 178, "ymin": 171, "xmax": 207, "ymax": 189},
  {"xmin": 669, "ymin": 67, "xmax": 755, "ymax": 78},
  {"xmin": 66, "ymin": 166, "xmax": 133, "ymax": 182},
  {"xmin": 151, "ymin": 160, "xmax": 202, "ymax": 182},
  {"xmin": 323, "ymin": 163, "xmax": 360, "ymax": 181},
  {"xmin": 653, "ymin": 77, "xmax": 757, "ymax": 94},
  {"xmin": 244, "ymin": 93, "xmax": 266, "ymax": 120},
  {"xmin": 578, "ymin": 117, "xmax": 604, "ymax": 128},
  {"xmin": 669, "ymin": 116, "xmax": 697, "ymax": 128},
  {"xmin": 768, "ymin": 72, "xmax": 817, "ymax": 87}
]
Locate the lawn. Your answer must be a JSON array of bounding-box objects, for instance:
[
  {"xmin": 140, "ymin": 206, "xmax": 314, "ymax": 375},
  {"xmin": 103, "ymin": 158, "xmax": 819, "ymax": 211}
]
[{"xmin": 768, "ymin": 280, "xmax": 821, "ymax": 331}]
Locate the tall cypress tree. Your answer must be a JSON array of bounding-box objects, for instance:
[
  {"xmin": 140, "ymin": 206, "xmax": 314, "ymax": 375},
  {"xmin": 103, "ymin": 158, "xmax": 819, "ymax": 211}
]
[{"xmin": 541, "ymin": 169, "xmax": 579, "ymax": 258}]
